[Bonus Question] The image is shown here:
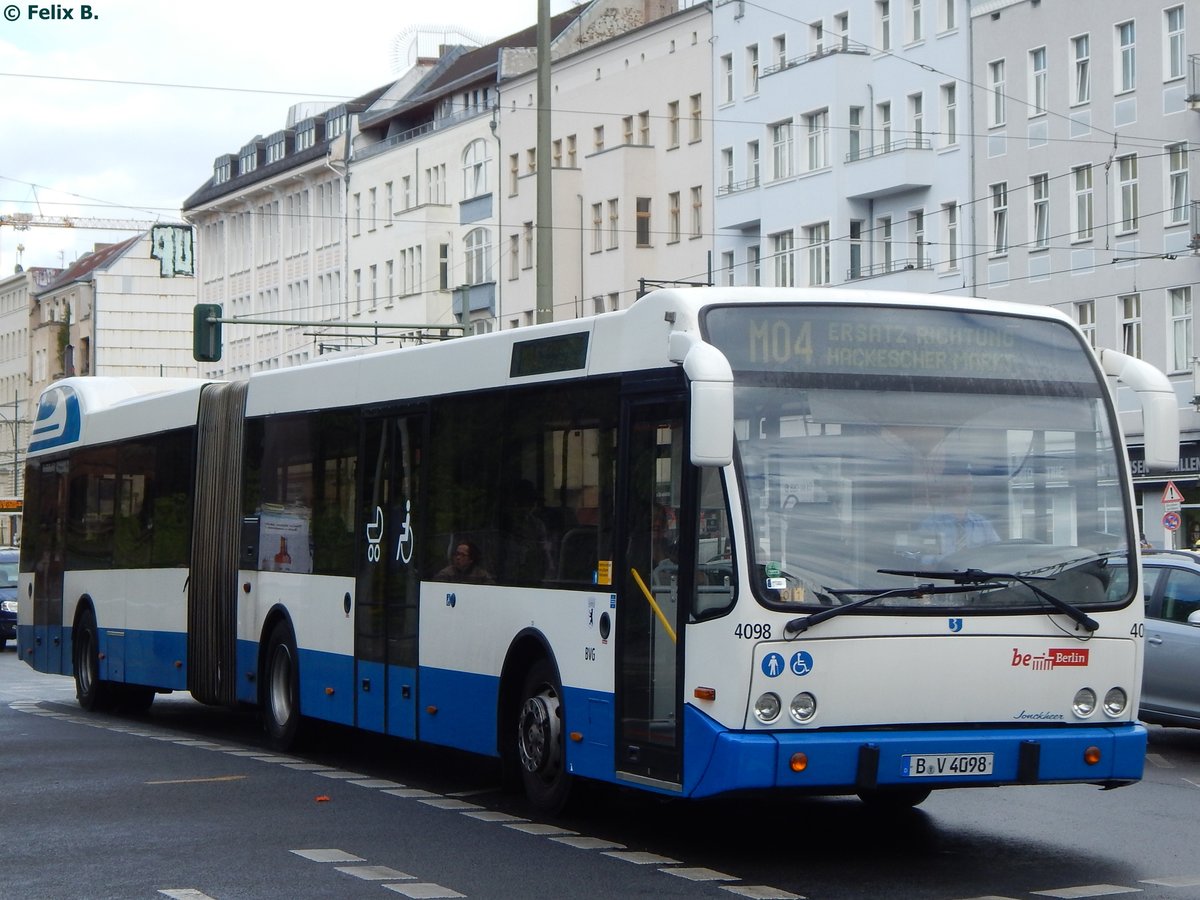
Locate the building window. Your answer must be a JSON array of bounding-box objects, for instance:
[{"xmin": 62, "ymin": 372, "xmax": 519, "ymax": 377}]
[
  {"xmin": 689, "ymin": 94, "xmax": 703, "ymax": 143},
  {"xmin": 668, "ymin": 191, "xmax": 681, "ymax": 243},
  {"xmin": 908, "ymin": 92, "xmax": 924, "ymax": 145},
  {"xmin": 638, "ymin": 112, "xmax": 650, "ymax": 146},
  {"xmin": 462, "ymin": 139, "xmax": 489, "ymax": 198},
  {"xmin": 773, "ymin": 34, "xmax": 787, "ymax": 69},
  {"xmin": 941, "ymin": 202, "xmax": 958, "ymax": 271},
  {"xmin": 567, "ymin": 134, "xmax": 577, "ymax": 166},
  {"xmin": 877, "ymin": 101, "xmax": 892, "ymax": 152},
  {"xmin": 721, "ymin": 54, "xmax": 734, "ymax": 103},
  {"xmin": 1072, "ymin": 164, "xmax": 1094, "ymax": 240},
  {"xmin": 667, "ymin": 100, "xmax": 680, "ymax": 148},
  {"xmin": 772, "ymin": 120, "xmax": 794, "ymax": 179},
  {"xmin": 909, "ymin": 0, "xmax": 922, "ymax": 43},
  {"xmin": 990, "ymin": 182, "xmax": 1008, "ymax": 255},
  {"xmin": 1116, "ymin": 154, "xmax": 1138, "ymax": 234},
  {"xmin": 989, "ymin": 59, "xmax": 1006, "ymax": 127},
  {"xmin": 622, "ymin": 116, "xmax": 633, "ymax": 146},
  {"xmin": 1171, "ymin": 286, "xmax": 1193, "ymax": 371},
  {"xmin": 939, "ymin": 0, "xmax": 954, "ymax": 32},
  {"xmin": 772, "ymin": 231, "xmax": 795, "ymax": 286},
  {"xmin": 1031, "ymin": 173, "xmax": 1049, "ymax": 249},
  {"xmin": 1077, "ymin": 299, "xmax": 1095, "ymax": 347},
  {"xmin": 911, "ymin": 208, "xmax": 926, "ymax": 266},
  {"xmin": 878, "ymin": 216, "xmax": 893, "ymax": 271},
  {"xmin": 806, "ymin": 222, "xmax": 830, "ymax": 285},
  {"xmin": 877, "ymin": 0, "xmax": 891, "ymax": 52},
  {"xmin": 591, "ymin": 203, "xmax": 603, "ymax": 253},
  {"xmin": 849, "ymin": 220, "xmax": 863, "ymax": 279},
  {"xmin": 1168, "ymin": 143, "xmax": 1189, "ymax": 225},
  {"xmin": 747, "ymin": 140, "xmax": 760, "ymax": 185},
  {"xmin": 352, "ymin": 192, "xmax": 361, "ymax": 236},
  {"xmin": 690, "ymin": 186, "xmax": 703, "ymax": 238},
  {"xmin": 810, "ymin": 21, "xmax": 824, "ymax": 56},
  {"xmin": 746, "ymin": 44, "xmax": 759, "ymax": 95},
  {"xmin": 849, "ymin": 106, "xmax": 863, "ymax": 160},
  {"xmin": 608, "ymin": 199, "xmax": 619, "ymax": 249},
  {"xmin": 636, "ymin": 197, "xmax": 651, "ymax": 247},
  {"xmin": 1029, "ymin": 47, "xmax": 1047, "ymax": 116},
  {"xmin": 1116, "ymin": 21, "xmax": 1135, "ymax": 93},
  {"xmin": 747, "ymin": 245, "xmax": 761, "ymax": 286},
  {"xmin": 1166, "ymin": 6, "xmax": 1185, "ymax": 81},
  {"xmin": 1120, "ymin": 294, "xmax": 1141, "ymax": 358},
  {"xmin": 940, "ymin": 83, "xmax": 957, "ymax": 146},
  {"xmin": 721, "ymin": 250, "xmax": 736, "ymax": 287},
  {"xmin": 368, "ymin": 188, "xmax": 377, "ymax": 231},
  {"xmin": 464, "ymin": 227, "xmax": 491, "ymax": 286},
  {"xmin": 805, "ymin": 109, "xmax": 829, "ymax": 170},
  {"xmin": 1072, "ymin": 34, "xmax": 1090, "ymax": 104},
  {"xmin": 835, "ymin": 12, "xmax": 849, "ymax": 50},
  {"xmin": 523, "ymin": 222, "xmax": 534, "ymax": 269},
  {"xmin": 721, "ymin": 147, "xmax": 734, "ymax": 191},
  {"xmin": 594, "ymin": 126, "xmax": 605, "ymax": 153},
  {"xmin": 438, "ymin": 243, "xmax": 450, "ymax": 291}
]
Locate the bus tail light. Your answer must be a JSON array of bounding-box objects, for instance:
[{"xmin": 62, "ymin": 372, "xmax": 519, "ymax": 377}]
[
  {"xmin": 789, "ymin": 752, "xmax": 808, "ymax": 773},
  {"xmin": 1084, "ymin": 746, "xmax": 1102, "ymax": 766}
]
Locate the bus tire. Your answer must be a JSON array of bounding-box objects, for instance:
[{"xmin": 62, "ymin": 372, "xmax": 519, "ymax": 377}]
[
  {"xmin": 262, "ymin": 620, "xmax": 302, "ymax": 750},
  {"xmin": 516, "ymin": 658, "xmax": 573, "ymax": 813},
  {"xmin": 116, "ymin": 684, "xmax": 156, "ymax": 713},
  {"xmin": 73, "ymin": 608, "xmax": 111, "ymax": 712}
]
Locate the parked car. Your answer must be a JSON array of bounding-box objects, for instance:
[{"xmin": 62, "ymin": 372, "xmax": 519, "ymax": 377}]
[
  {"xmin": 1131, "ymin": 549, "xmax": 1200, "ymax": 728},
  {"xmin": 0, "ymin": 546, "xmax": 17, "ymax": 650}
]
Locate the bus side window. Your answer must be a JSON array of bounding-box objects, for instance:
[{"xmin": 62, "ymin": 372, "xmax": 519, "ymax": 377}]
[{"xmin": 694, "ymin": 467, "xmax": 735, "ymax": 619}]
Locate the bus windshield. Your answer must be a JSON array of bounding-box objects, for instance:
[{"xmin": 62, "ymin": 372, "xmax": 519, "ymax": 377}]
[{"xmin": 703, "ymin": 303, "xmax": 1132, "ymax": 614}]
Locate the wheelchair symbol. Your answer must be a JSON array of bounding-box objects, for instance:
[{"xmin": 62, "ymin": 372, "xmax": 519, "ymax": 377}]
[{"xmin": 789, "ymin": 651, "xmax": 814, "ymax": 676}]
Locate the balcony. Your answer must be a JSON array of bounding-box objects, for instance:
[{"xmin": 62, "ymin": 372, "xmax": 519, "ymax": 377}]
[
  {"xmin": 1189, "ymin": 54, "xmax": 1200, "ymax": 110},
  {"xmin": 844, "ymin": 138, "xmax": 935, "ymax": 200},
  {"xmin": 761, "ymin": 41, "xmax": 870, "ymax": 78}
]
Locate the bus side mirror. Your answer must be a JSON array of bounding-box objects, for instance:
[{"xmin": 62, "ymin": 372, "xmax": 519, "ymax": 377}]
[
  {"xmin": 679, "ymin": 339, "xmax": 734, "ymax": 468},
  {"xmin": 1098, "ymin": 348, "xmax": 1179, "ymax": 473}
]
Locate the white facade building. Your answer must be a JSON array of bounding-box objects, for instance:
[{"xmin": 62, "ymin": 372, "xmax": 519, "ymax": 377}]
[
  {"xmin": 713, "ymin": 0, "xmax": 975, "ymax": 295},
  {"xmin": 970, "ymin": 0, "xmax": 1200, "ymax": 546},
  {"xmin": 496, "ymin": 1, "xmax": 713, "ymax": 324}
]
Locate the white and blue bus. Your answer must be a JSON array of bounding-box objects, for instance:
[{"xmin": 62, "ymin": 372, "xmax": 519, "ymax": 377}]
[{"xmin": 18, "ymin": 288, "xmax": 1179, "ymax": 810}]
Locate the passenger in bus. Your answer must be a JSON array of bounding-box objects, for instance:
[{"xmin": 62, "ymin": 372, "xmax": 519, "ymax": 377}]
[
  {"xmin": 434, "ymin": 541, "xmax": 494, "ymax": 583},
  {"xmin": 916, "ymin": 472, "xmax": 999, "ymax": 563}
]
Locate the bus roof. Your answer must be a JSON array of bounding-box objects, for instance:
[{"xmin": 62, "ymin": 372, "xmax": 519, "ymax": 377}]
[{"xmin": 28, "ymin": 288, "xmax": 1077, "ymax": 453}]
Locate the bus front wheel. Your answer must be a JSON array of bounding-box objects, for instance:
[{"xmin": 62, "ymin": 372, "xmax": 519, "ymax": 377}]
[
  {"xmin": 516, "ymin": 659, "xmax": 573, "ymax": 813},
  {"xmin": 262, "ymin": 621, "xmax": 301, "ymax": 750},
  {"xmin": 73, "ymin": 609, "xmax": 111, "ymax": 712}
]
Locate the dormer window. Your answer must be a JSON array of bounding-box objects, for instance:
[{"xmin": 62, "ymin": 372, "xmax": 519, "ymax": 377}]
[
  {"xmin": 265, "ymin": 133, "xmax": 287, "ymax": 164},
  {"xmin": 326, "ymin": 107, "xmax": 347, "ymax": 139},
  {"xmin": 296, "ymin": 121, "xmax": 316, "ymax": 151},
  {"xmin": 239, "ymin": 146, "xmax": 258, "ymax": 175},
  {"xmin": 214, "ymin": 157, "xmax": 233, "ymax": 185}
]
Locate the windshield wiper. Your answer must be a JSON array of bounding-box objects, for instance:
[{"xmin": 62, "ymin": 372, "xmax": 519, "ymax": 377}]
[
  {"xmin": 784, "ymin": 582, "xmax": 1003, "ymax": 638},
  {"xmin": 879, "ymin": 567, "xmax": 1099, "ymax": 633}
]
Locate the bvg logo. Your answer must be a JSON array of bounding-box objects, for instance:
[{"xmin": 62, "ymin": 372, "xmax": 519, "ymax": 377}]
[{"xmin": 1011, "ymin": 647, "xmax": 1090, "ymax": 670}]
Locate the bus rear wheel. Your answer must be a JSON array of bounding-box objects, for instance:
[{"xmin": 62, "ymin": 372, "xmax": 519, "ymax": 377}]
[
  {"xmin": 516, "ymin": 659, "xmax": 573, "ymax": 813},
  {"xmin": 262, "ymin": 621, "xmax": 301, "ymax": 750},
  {"xmin": 73, "ymin": 609, "xmax": 111, "ymax": 712}
]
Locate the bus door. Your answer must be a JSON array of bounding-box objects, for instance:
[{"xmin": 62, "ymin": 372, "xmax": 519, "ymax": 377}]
[
  {"xmin": 29, "ymin": 459, "xmax": 68, "ymax": 674},
  {"xmin": 616, "ymin": 399, "xmax": 688, "ymax": 791},
  {"xmin": 356, "ymin": 412, "xmax": 424, "ymax": 739}
]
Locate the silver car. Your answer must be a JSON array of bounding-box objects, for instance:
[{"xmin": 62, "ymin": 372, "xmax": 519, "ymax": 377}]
[{"xmin": 1134, "ymin": 550, "xmax": 1200, "ymax": 728}]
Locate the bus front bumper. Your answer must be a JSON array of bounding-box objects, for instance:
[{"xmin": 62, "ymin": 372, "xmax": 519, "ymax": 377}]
[{"xmin": 684, "ymin": 706, "xmax": 1147, "ymax": 799}]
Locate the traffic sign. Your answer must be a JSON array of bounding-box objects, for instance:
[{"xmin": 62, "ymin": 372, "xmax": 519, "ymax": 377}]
[
  {"xmin": 1163, "ymin": 481, "xmax": 1185, "ymax": 504},
  {"xmin": 1163, "ymin": 511, "xmax": 1181, "ymax": 531}
]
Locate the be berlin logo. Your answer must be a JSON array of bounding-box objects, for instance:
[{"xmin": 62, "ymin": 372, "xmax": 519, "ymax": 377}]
[{"xmin": 4, "ymin": 4, "xmax": 99, "ymax": 21}]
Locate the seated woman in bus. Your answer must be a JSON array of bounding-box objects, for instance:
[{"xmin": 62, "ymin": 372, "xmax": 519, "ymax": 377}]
[
  {"xmin": 434, "ymin": 541, "xmax": 494, "ymax": 583},
  {"xmin": 916, "ymin": 472, "xmax": 999, "ymax": 564}
]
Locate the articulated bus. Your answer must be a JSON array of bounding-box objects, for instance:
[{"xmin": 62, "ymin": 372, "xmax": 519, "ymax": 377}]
[{"xmin": 18, "ymin": 288, "xmax": 1179, "ymax": 810}]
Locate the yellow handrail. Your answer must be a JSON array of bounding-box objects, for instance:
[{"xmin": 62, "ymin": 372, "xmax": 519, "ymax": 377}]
[{"xmin": 630, "ymin": 567, "xmax": 677, "ymax": 644}]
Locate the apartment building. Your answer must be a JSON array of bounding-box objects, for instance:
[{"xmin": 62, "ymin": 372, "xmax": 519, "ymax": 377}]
[
  {"xmin": 496, "ymin": 1, "xmax": 713, "ymax": 324},
  {"xmin": 713, "ymin": 0, "xmax": 975, "ymax": 294},
  {"xmin": 970, "ymin": 0, "xmax": 1199, "ymax": 544}
]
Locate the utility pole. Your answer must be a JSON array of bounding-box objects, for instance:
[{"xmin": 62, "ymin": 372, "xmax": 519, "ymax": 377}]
[{"xmin": 535, "ymin": 0, "xmax": 554, "ymax": 323}]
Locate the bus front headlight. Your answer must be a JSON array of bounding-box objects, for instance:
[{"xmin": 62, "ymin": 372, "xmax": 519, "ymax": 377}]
[
  {"xmin": 754, "ymin": 692, "xmax": 781, "ymax": 723},
  {"xmin": 1072, "ymin": 688, "xmax": 1097, "ymax": 718},
  {"xmin": 789, "ymin": 692, "xmax": 817, "ymax": 723},
  {"xmin": 1102, "ymin": 687, "xmax": 1128, "ymax": 717}
]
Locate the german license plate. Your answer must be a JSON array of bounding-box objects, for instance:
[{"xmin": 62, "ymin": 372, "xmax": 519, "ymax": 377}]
[{"xmin": 902, "ymin": 752, "xmax": 994, "ymax": 777}]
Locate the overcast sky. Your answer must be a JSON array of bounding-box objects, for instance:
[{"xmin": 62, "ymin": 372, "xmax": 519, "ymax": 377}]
[{"xmin": 1, "ymin": 0, "xmax": 577, "ymax": 274}]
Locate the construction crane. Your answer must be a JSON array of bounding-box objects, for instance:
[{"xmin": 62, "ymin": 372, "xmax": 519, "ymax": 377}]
[{"xmin": 0, "ymin": 212, "xmax": 160, "ymax": 231}]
